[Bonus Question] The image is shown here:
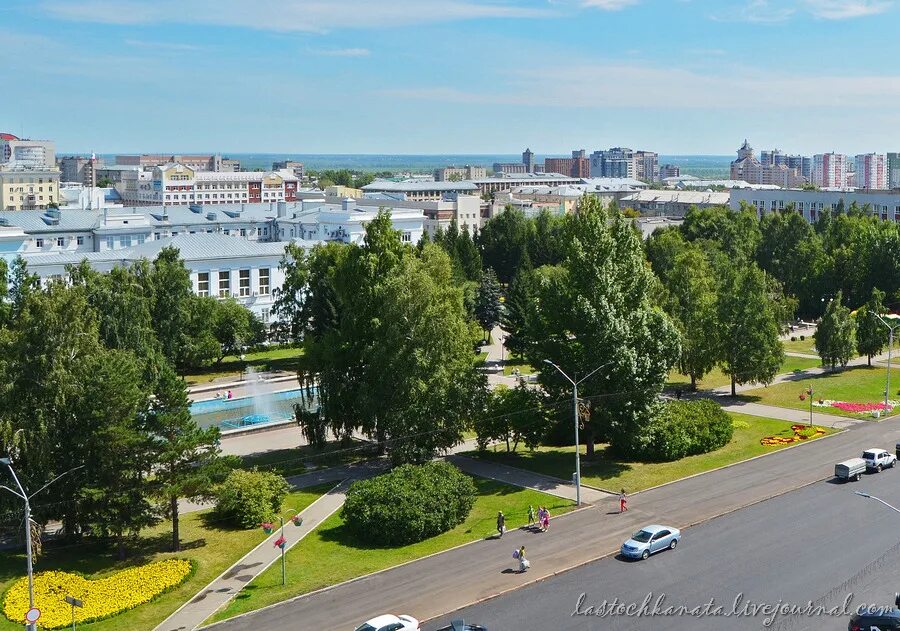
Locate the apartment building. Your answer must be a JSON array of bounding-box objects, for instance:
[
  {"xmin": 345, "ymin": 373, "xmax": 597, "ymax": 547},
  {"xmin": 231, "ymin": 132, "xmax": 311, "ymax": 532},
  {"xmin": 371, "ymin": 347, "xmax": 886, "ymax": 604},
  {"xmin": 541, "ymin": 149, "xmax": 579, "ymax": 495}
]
[
  {"xmin": 730, "ymin": 140, "xmax": 805, "ymax": 187},
  {"xmin": 812, "ymin": 153, "xmax": 850, "ymax": 188},
  {"xmin": 888, "ymin": 153, "xmax": 900, "ymax": 189},
  {"xmin": 361, "ymin": 179, "xmax": 479, "ymax": 201},
  {"xmin": 0, "ymin": 167, "xmax": 60, "ymax": 211},
  {"xmin": 854, "ymin": 153, "xmax": 887, "ymax": 190},
  {"xmin": 146, "ymin": 163, "xmax": 299, "ymax": 206},
  {"xmin": 434, "ymin": 165, "xmax": 487, "ymax": 181},
  {"xmin": 1, "ymin": 137, "xmax": 55, "ymax": 168},
  {"xmin": 544, "ymin": 150, "xmax": 590, "ymax": 178},
  {"xmin": 492, "ymin": 162, "xmax": 528, "ymax": 175},
  {"xmin": 730, "ymin": 188, "xmax": 900, "ymax": 223},
  {"xmin": 115, "ymin": 154, "xmax": 241, "ymax": 172},
  {"xmin": 272, "ymin": 160, "xmax": 305, "ymax": 180},
  {"xmin": 59, "ymin": 155, "xmax": 99, "ymax": 185},
  {"xmin": 588, "ymin": 147, "xmax": 658, "ymax": 180}
]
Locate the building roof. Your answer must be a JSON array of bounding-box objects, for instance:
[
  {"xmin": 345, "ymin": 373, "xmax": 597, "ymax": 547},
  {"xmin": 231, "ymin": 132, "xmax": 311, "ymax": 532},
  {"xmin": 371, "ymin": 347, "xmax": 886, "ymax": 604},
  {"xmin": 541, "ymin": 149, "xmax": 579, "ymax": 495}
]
[
  {"xmin": 621, "ymin": 190, "xmax": 731, "ymax": 205},
  {"xmin": 0, "ymin": 133, "xmax": 19, "ymax": 141},
  {"xmin": 362, "ymin": 180, "xmax": 478, "ymax": 192}
]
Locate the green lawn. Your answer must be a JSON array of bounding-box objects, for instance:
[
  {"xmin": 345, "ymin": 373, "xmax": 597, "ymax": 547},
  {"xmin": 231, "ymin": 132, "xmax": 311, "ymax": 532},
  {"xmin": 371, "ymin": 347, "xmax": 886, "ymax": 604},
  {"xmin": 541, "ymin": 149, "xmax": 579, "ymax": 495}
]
[
  {"xmin": 207, "ymin": 477, "xmax": 573, "ymax": 623},
  {"xmin": 503, "ymin": 354, "xmax": 536, "ymax": 376},
  {"xmin": 740, "ymin": 365, "xmax": 898, "ymax": 419},
  {"xmin": 182, "ymin": 346, "xmax": 304, "ymax": 385},
  {"xmin": 467, "ymin": 413, "xmax": 834, "ymax": 493},
  {"xmin": 782, "ymin": 336, "xmax": 818, "ymax": 355},
  {"xmin": 667, "ymin": 356, "xmax": 821, "ymax": 391},
  {"xmin": 240, "ymin": 439, "xmax": 377, "ymax": 477},
  {"xmin": 0, "ymin": 486, "xmax": 331, "ymax": 631}
]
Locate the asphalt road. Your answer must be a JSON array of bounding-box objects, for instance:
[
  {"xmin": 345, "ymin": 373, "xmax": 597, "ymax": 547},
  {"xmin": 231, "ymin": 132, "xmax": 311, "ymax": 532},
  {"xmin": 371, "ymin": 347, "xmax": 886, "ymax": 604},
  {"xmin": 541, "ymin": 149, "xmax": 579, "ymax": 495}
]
[
  {"xmin": 425, "ymin": 468, "xmax": 900, "ymax": 631},
  {"xmin": 207, "ymin": 417, "xmax": 900, "ymax": 631}
]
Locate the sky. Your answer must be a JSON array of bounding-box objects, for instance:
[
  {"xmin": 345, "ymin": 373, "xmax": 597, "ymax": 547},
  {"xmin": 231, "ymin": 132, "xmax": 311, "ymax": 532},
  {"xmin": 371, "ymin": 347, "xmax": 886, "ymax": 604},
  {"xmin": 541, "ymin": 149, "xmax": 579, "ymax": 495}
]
[{"xmin": 2, "ymin": 0, "xmax": 899, "ymax": 155}]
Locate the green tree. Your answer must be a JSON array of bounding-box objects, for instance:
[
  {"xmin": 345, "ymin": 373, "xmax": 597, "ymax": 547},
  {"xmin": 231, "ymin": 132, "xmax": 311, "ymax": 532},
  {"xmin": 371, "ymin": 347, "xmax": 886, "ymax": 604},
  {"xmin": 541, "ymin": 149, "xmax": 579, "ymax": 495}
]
[
  {"xmin": 717, "ymin": 263, "xmax": 784, "ymax": 395},
  {"xmin": 528, "ymin": 209, "xmax": 566, "ymax": 268},
  {"xmin": 454, "ymin": 226, "xmax": 482, "ymax": 282},
  {"xmin": 150, "ymin": 247, "xmax": 194, "ymax": 366},
  {"xmin": 212, "ymin": 299, "xmax": 255, "ymax": 362},
  {"xmin": 148, "ymin": 362, "xmax": 233, "ymax": 551},
  {"xmin": 478, "ymin": 206, "xmax": 531, "ymax": 284},
  {"xmin": 523, "ymin": 197, "xmax": 680, "ymax": 456},
  {"xmin": 475, "ymin": 383, "xmax": 549, "ymax": 452},
  {"xmin": 474, "ymin": 268, "xmax": 502, "ymax": 338},
  {"xmin": 856, "ymin": 287, "xmax": 889, "ymax": 366},
  {"xmin": 0, "ymin": 257, "xmax": 9, "ymax": 328},
  {"xmin": 501, "ymin": 266, "xmax": 537, "ymax": 358},
  {"xmin": 666, "ymin": 245, "xmax": 719, "ymax": 390},
  {"xmin": 814, "ymin": 291, "xmax": 856, "ymax": 370},
  {"xmin": 181, "ymin": 296, "xmax": 222, "ymax": 369}
]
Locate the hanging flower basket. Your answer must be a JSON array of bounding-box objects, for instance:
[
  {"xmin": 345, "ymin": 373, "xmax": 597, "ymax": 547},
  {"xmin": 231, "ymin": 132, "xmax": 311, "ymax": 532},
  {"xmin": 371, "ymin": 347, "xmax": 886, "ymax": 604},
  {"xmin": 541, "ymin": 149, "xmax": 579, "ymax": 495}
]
[
  {"xmin": 261, "ymin": 522, "xmax": 274, "ymax": 535},
  {"xmin": 273, "ymin": 536, "xmax": 287, "ymax": 549},
  {"xmin": 799, "ymin": 393, "xmax": 807, "ymax": 401},
  {"xmin": 291, "ymin": 515, "xmax": 303, "ymax": 527}
]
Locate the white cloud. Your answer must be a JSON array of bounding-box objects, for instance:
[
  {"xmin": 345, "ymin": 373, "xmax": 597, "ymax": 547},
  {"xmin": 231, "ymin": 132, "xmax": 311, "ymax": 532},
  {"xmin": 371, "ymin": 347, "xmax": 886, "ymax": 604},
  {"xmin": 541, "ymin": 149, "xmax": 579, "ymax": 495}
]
[
  {"xmin": 802, "ymin": 0, "xmax": 892, "ymax": 19},
  {"xmin": 710, "ymin": 0, "xmax": 795, "ymax": 23},
  {"xmin": 378, "ymin": 61, "xmax": 900, "ymax": 110},
  {"xmin": 41, "ymin": 0, "xmax": 553, "ymax": 32},
  {"xmin": 312, "ymin": 47, "xmax": 371, "ymax": 57},
  {"xmin": 124, "ymin": 39, "xmax": 204, "ymax": 52}
]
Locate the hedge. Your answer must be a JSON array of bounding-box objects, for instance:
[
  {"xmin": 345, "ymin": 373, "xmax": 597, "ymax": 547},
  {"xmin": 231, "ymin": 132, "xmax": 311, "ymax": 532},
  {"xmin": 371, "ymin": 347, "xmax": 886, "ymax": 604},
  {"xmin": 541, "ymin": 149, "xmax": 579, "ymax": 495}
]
[{"xmin": 643, "ymin": 399, "xmax": 734, "ymax": 462}]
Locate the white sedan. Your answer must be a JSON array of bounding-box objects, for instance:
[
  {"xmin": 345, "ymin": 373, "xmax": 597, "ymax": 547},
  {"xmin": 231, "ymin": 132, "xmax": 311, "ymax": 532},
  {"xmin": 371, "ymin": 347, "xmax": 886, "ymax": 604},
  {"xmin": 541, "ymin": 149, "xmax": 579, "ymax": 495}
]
[{"xmin": 354, "ymin": 614, "xmax": 420, "ymax": 631}]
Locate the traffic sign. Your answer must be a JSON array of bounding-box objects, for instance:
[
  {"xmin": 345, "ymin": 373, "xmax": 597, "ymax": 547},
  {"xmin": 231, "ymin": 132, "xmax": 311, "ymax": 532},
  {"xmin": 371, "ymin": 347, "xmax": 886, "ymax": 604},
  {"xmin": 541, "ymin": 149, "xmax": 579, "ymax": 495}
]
[
  {"xmin": 65, "ymin": 596, "xmax": 84, "ymax": 608},
  {"xmin": 25, "ymin": 608, "xmax": 40, "ymax": 623}
]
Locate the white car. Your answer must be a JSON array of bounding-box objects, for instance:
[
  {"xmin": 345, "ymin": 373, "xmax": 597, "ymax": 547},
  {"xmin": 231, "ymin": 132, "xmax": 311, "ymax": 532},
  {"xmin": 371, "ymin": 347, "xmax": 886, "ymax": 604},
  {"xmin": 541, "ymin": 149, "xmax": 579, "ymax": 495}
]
[
  {"xmin": 863, "ymin": 448, "xmax": 896, "ymax": 472},
  {"xmin": 354, "ymin": 614, "xmax": 420, "ymax": 631}
]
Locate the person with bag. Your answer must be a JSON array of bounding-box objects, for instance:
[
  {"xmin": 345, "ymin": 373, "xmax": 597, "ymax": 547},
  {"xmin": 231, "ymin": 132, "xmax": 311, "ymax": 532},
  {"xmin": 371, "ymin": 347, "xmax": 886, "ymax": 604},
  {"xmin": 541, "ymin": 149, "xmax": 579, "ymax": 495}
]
[
  {"xmin": 518, "ymin": 545, "xmax": 529, "ymax": 572},
  {"xmin": 496, "ymin": 511, "xmax": 506, "ymax": 537},
  {"xmin": 619, "ymin": 489, "xmax": 628, "ymax": 513}
]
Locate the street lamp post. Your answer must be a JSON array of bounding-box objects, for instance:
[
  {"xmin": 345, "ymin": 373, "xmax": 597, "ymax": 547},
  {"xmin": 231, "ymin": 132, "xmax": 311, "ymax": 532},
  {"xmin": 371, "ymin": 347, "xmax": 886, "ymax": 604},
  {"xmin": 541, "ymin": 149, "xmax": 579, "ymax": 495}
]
[
  {"xmin": 873, "ymin": 314, "xmax": 899, "ymax": 414},
  {"xmin": 854, "ymin": 491, "xmax": 900, "ymax": 515},
  {"xmin": 542, "ymin": 360, "xmax": 612, "ymax": 507},
  {"xmin": 0, "ymin": 458, "xmax": 83, "ymax": 631}
]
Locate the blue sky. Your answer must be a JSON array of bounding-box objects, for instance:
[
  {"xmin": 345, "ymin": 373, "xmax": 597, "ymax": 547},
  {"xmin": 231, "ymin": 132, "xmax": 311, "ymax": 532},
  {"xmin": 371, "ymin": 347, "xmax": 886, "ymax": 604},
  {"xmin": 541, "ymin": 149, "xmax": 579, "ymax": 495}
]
[{"xmin": 2, "ymin": 0, "xmax": 899, "ymax": 155}]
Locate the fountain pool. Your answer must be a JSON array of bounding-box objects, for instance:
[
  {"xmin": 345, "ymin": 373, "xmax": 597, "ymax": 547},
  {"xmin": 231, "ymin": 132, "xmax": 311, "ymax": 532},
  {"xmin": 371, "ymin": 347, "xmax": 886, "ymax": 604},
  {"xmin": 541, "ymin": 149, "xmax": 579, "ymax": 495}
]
[{"xmin": 190, "ymin": 387, "xmax": 317, "ymax": 431}]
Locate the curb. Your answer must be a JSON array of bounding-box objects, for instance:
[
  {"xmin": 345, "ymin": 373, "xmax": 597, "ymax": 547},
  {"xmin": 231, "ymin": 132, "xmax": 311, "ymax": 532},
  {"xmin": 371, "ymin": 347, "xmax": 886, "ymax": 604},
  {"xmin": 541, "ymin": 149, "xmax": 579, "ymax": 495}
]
[
  {"xmin": 198, "ymin": 504, "xmax": 594, "ymax": 630},
  {"xmin": 189, "ymin": 374, "xmax": 298, "ymax": 397},
  {"xmin": 154, "ymin": 479, "xmax": 345, "ymax": 631}
]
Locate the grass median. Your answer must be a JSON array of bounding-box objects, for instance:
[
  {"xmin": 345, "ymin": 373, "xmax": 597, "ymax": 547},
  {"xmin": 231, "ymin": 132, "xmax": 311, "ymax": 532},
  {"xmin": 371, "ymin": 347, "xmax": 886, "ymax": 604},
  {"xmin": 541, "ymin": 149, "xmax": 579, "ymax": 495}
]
[
  {"xmin": 206, "ymin": 477, "xmax": 574, "ymax": 624},
  {"xmin": 740, "ymin": 365, "xmax": 898, "ymax": 420},
  {"xmin": 464, "ymin": 413, "xmax": 834, "ymax": 493},
  {"xmin": 182, "ymin": 346, "xmax": 305, "ymax": 385},
  {"xmin": 0, "ymin": 485, "xmax": 331, "ymax": 631}
]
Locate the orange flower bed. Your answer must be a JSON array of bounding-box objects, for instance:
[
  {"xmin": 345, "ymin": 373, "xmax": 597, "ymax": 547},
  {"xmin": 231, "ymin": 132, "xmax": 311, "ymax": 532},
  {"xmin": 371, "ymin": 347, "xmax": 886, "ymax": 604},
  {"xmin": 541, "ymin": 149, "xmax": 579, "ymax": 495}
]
[{"xmin": 760, "ymin": 424, "xmax": 825, "ymax": 446}]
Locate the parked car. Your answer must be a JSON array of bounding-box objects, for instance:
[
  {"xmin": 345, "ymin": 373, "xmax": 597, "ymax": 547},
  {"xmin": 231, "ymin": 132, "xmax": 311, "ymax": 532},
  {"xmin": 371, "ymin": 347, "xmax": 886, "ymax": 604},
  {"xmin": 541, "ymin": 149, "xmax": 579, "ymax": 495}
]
[
  {"xmin": 849, "ymin": 598, "xmax": 900, "ymax": 630},
  {"xmin": 863, "ymin": 448, "xmax": 896, "ymax": 472},
  {"xmin": 434, "ymin": 621, "xmax": 487, "ymax": 631},
  {"xmin": 354, "ymin": 614, "xmax": 420, "ymax": 631},
  {"xmin": 620, "ymin": 524, "xmax": 681, "ymax": 560},
  {"xmin": 835, "ymin": 458, "xmax": 867, "ymax": 482}
]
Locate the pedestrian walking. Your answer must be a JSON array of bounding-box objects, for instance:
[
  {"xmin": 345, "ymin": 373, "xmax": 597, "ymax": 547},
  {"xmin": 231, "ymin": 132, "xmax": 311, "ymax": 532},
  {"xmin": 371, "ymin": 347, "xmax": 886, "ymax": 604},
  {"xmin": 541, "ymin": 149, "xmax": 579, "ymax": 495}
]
[
  {"xmin": 518, "ymin": 545, "xmax": 529, "ymax": 573},
  {"xmin": 496, "ymin": 511, "xmax": 506, "ymax": 538},
  {"xmin": 541, "ymin": 507, "xmax": 550, "ymax": 531},
  {"xmin": 527, "ymin": 504, "xmax": 536, "ymax": 528},
  {"xmin": 619, "ymin": 489, "xmax": 628, "ymax": 513}
]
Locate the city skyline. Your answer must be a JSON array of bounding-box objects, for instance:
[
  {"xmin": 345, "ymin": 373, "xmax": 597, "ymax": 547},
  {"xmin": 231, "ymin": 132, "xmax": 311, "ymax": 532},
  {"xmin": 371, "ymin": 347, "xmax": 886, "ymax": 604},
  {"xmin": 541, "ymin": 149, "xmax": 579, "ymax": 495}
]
[{"xmin": 2, "ymin": 0, "xmax": 900, "ymax": 154}]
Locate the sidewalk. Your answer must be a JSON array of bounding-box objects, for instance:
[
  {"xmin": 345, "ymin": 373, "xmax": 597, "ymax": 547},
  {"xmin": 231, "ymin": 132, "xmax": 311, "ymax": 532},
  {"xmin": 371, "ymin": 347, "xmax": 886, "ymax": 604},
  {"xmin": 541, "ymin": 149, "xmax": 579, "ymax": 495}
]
[{"xmin": 156, "ymin": 479, "xmax": 353, "ymax": 631}]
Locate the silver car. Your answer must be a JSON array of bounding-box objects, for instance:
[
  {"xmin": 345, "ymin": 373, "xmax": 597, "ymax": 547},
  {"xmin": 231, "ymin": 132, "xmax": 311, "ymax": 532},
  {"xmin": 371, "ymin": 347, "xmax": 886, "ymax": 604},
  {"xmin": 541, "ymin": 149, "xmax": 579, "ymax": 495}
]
[{"xmin": 620, "ymin": 524, "xmax": 681, "ymax": 560}]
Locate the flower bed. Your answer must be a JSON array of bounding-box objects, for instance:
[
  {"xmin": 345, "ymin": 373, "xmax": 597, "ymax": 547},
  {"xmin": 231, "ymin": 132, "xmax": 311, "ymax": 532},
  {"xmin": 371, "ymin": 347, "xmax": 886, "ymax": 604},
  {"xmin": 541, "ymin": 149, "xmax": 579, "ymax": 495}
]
[
  {"xmin": 760, "ymin": 424, "xmax": 826, "ymax": 446},
  {"xmin": 2, "ymin": 559, "xmax": 192, "ymax": 629},
  {"xmin": 813, "ymin": 399, "xmax": 897, "ymax": 416}
]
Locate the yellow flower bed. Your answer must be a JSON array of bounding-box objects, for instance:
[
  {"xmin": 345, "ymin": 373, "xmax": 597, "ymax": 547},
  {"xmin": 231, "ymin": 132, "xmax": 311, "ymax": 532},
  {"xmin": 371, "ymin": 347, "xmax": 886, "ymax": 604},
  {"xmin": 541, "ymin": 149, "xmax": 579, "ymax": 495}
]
[{"xmin": 2, "ymin": 559, "xmax": 192, "ymax": 629}]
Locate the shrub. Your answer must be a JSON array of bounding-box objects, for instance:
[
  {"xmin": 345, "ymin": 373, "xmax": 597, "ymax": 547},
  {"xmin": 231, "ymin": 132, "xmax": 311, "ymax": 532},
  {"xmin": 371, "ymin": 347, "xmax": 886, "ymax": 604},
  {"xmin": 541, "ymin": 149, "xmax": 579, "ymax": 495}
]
[
  {"xmin": 214, "ymin": 469, "xmax": 290, "ymax": 529},
  {"xmin": 642, "ymin": 400, "xmax": 734, "ymax": 462},
  {"xmin": 800, "ymin": 335, "xmax": 806, "ymax": 341},
  {"xmin": 732, "ymin": 419, "xmax": 750, "ymax": 430},
  {"xmin": 341, "ymin": 461, "xmax": 476, "ymax": 546},
  {"xmin": 790, "ymin": 336, "xmax": 797, "ymax": 342}
]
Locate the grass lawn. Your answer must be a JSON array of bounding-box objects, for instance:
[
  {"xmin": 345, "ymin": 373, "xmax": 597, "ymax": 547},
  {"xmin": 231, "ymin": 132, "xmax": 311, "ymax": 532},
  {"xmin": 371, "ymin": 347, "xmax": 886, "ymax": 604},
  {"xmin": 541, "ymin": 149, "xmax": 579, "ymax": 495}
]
[
  {"xmin": 503, "ymin": 354, "xmax": 536, "ymax": 376},
  {"xmin": 667, "ymin": 356, "xmax": 821, "ymax": 391},
  {"xmin": 182, "ymin": 346, "xmax": 304, "ymax": 385},
  {"xmin": 782, "ymin": 336, "xmax": 818, "ymax": 355},
  {"xmin": 207, "ymin": 477, "xmax": 573, "ymax": 623},
  {"xmin": 740, "ymin": 365, "xmax": 899, "ymax": 419},
  {"xmin": 467, "ymin": 413, "xmax": 834, "ymax": 493},
  {"xmin": 240, "ymin": 439, "xmax": 377, "ymax": 477},
  {"xmin": 0, "ymin": 485, "xmax": 332, "ymax": 631}
]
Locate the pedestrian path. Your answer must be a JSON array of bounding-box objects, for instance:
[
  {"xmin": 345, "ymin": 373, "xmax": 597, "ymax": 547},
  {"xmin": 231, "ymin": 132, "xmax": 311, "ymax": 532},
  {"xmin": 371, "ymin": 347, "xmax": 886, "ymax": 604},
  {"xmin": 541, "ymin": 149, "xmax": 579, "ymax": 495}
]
[
  {"xmin": 784, "ymin": 351, "xmax": 819, "ymax": 359},
  {"xmin": 717, "ymin": 399, "xmax": 859, "ymax": 429},
  {"xmin": 156, "ymin": 479, "xmax": 352, "ymax": 631},
  {"xmin": 449, "ymin": 454, "xmax": 613, "ymax": 503}
]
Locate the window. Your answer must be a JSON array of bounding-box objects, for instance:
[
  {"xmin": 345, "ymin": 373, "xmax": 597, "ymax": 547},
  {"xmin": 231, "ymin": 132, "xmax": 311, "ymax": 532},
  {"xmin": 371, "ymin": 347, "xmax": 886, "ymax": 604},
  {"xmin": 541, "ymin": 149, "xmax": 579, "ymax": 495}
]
[
  {"xmin": 401, "ymin": 231, "xmax": 412, "ymax": 243},
  {"xmin": 137, "ymin": 235, "xmax": 145, "ymax": 245},
  {"xmin": 258, "ymin": 268, "xmax": 270, "ymax": 295},
  {"xmin": 261, "ymin": 308, "xmax": 270, "ymax": 323},
  {"xmin": 154, "ymin": 232, "xmax": 161, "ymax": 240},
  {"xmin": 76, "ymin": 236, "xmax": 84, "ymax": 246},
  {"xmin": 57, "ymin": 237, "xmax": 65, "ymax": 247},
  {"xmin": 121, "ymin": 236, "xmax": 131, "ymax": 248},
  {"xmin": 218, "ymin": 271, "xmax": 230, "ymax": 298},
  {"xmin": 197, "ymin": 272, "xmax": 210, "ymax": 297},
  {"xmin": 240, "ymin": 228, "xmax": 246, "ymax": 237},
  {"xmin": 238, "ymin": 269, "xmax": 251, "ymax": 297},
  {"xmin": 106, "ymin": 237, "xmax": 114, "ymax": 250},
  {"xmin": 35, "ymin": 238, "xmax": 44, "ymax": 248}
]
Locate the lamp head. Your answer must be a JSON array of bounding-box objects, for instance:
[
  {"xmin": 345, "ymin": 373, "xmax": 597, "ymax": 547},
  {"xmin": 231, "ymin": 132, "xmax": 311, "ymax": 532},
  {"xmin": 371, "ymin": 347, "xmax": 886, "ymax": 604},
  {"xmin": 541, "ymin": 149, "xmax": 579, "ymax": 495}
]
[{"xmin": 0, "ymin": 458, "xmax": 10, "ymax": 466}]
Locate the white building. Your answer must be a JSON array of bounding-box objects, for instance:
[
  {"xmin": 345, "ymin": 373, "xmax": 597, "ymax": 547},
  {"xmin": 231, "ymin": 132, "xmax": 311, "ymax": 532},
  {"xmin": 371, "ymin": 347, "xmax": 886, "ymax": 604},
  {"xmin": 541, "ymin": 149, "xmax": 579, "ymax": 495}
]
[
  {"xmin": 730, "ymin": 188, "xmax": 900, "ymax": 223},
  {"xmin": 854, "ymin": 153, "xmax": 887, "ymax": 190},
  {"xmin": 275, "ymin": 198, "xmax": 426, "ymax": 244},
  {"xmin": 146, "ymin": 163, "xmax": 299, "ymax": 206},
  {"xmin": 812, "ymin": 153, "xmax": 850, "ymax": 188},
  {"xmin": 620, "ymin": 190, "xmax": 731, "ymax": 216},
  {"xmin": 0, "ymin": 138, "xmax": 55, "ymax": 168},
  {"xmin": 22, "ymin": 233, "xmax": 309, "ymax": 322}
]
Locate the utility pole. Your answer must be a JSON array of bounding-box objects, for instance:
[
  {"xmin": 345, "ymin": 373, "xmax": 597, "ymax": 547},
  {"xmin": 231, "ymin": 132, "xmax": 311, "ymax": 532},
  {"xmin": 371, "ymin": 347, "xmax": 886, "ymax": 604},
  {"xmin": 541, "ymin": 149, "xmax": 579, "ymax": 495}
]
[{"xmin": 874, "ymin": 314, "xmax": 899, "ymax": 413}]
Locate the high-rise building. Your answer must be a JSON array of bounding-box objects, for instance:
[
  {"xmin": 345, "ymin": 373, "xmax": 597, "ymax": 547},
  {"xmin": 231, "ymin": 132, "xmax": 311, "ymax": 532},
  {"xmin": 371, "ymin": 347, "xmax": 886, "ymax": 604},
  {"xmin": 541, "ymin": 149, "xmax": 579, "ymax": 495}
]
[
  {"xmin": 660, "ymin": 164, "xmax": 681, "ymax": 179},
  {"xmin": 888, "ymin": 153, "xmax": 900, "ymax": 189},
  {"xmin": 731, "ymin": 140, "xmax": 806, "ymax": 187},
  {"xmin": 59, "ymin": 155, "xmax": 101, "ymax": 185},
  {"xmin": 634, "ymin": 151, "xmax": 659, "ymax": 182},
  {"xmin": 273, "ymin": 160, "xmax": 305, "ymax": 180},
  {"xmin": 812, "ymin": 153, "xmax": 849, "ymax": 188},
  {"xmin": 493, "ymin": 162, "xmax": 527, "ymax": 175},
  {"xmin": 116, "ymin": 154, "xmax": 240, "ymax": 172},
  {"xmin": 522, "ymin": 148, "xmax": 534, "ymax": 173},
  {"xmin": 854, "ymin": 153, "xmax": 887, "ymax": 190},
  {"xmin": 589, "ymin": 147, "xmax": 635, "ymax": 178}
]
